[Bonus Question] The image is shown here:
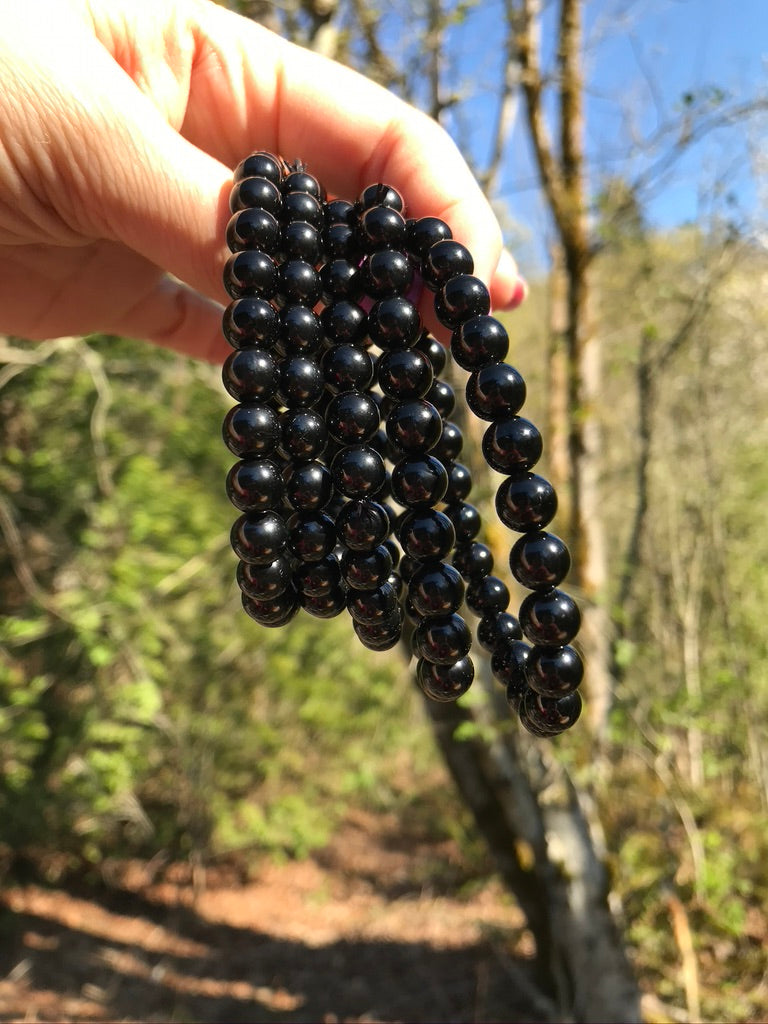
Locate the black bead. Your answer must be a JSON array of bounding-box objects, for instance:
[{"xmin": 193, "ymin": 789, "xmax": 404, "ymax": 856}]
[
  {"xmin": 237, "ymin": 556, "xmax": 293, "ymax": 600},
  {"xmin": 413, "ymin": 613, "xmax": 472, "ymax": 665},
  {"xmin": 525, "ymin": 644, "xmax": 584, "ymax": 699},
  {"xmin": 490, "ymin": 638, "xmax": 530, "ymax": 695},
  {"xmin": 278, "ymin": 356, "xmax": 324, "ymax": 408},
  {"xmin": 347, "ymin": 582, "xmax": 399, "ymax": 625},
  {"xmin": 324, "ymin": 223, "xmax": 361, "ymax": 261},
  {"xmin": 294, "ymin": 553, "xmax": 342, "ymax": 596},
  {"xmin": 281, "ymin": 169, "xmax": 324, "ymax": 200},
  {"xmin": 443, "ymin": 462, "xmax": 472, "ymax": 504},
  {"xmin": 229, "ymin": 176, "xmax": 282, "ymax": 216},
  {"xmin": 416, "ymin": 657, "xmax": 474, "ymax": 701},
  {"xmin": 354, "ymin": 618, "xmax": 403, "ymax": 651},
  {"xmin": 444, "ymin": 502, "xmax": 481, "ymax": 543},
  {"xmin": 398, "ymin": 509, "xmax": 455, "ymax": 561},
  {"xmin": 408, "ymin": 562, "xmax": 465, "ymax": 617},
  {"xmin": 520, "ymin": 688, "xmax": 582, "ymax": 736},
  {"xmin": 280, "ymin": 191, "xmax": 324, "ymax": 228},
  {"xmin": 234, "ymin": 152, "xmax": 283, "ymax": 185},
  {"xmin": 301, "ymin": 586, "xmax": 348, "ymax": 618},
  {"xmin": 326, "ymin": 392, "xmax": 380, "ymax": 445},
  {"xmin": 377, "ymin": 348, "xmax": 433, "ymax": 399},
  {"xmin": 223, "ymin": 250, "xmax": 277, "ymax": 300},
  {"xmin": 406, "ymin": 216, "xmax": 452, "ymax": 258},
  {"xmin": 357, "ymin": 183, "xmax": 405, "ymax": 212},
  {"xmin": 358, "ymin": 205, "xmax": 407, "ymax": 249},
  {"xmin": 434, "ymin": 275, "xmax": 491, "ymax": 329},
  {"xmin": 431, "ymin": 421, "xmax": 463, "ymax": 463},
  {"xmin": 482, "ymin": 416, "xmax": 543, "ymax": 473},
  {"xmin": 452, "ymin": 542, "xmax": 494, "ymax": 581},
  {"xmin": 320, "ymin": 257, "xmax": 362, "ymax": 300},
  {"xmin": 223, "ymin": 402, "xmax": 280, "ymax": 458},
  {"xmin": 284, "ymin": 460, "xmax": 333, "ymax": 511},
  {"xmin": 415, "ymin": 332, "xmax": 447, "ymax": 375},
  {"xmin": 361, "ymin": 249, "xmax": 413, "ymax": 298},
  {"xmin": 226, "ymin": 207, "xmax": 281, "ymax": 253},
  {"xmin": 222, "ymin": 297, "xmax": 280, "ymax": 349},
  {"xmin": 336, "ymin": 499, "xmax": 390, "ymax": 550},
  {"xmin": 367, "ymin": 297, "xmax": 422, "ymax": 350},
  {"xmin": 391, "ymin": 454, "xmax": 449, "ymax": 508},
  {"xmin": 477, "ymin": 612, "xmax": 523, "ymax": 653},
  {"xmin": 341, "ymin": 545, "xmax": 394, "ymax": 590},
  {"xmin": 222, "ymin": 347, "xmax": 279, "ymax": 402},
  {"xmin": 466, "ymin": 363, "xmax": 527, "ymax": 421},
  {"xmin": 495, "ymin": 473, "xmax": 558, "ymax": 532},
  {"xmin": 241, "ymin": 586, "xmax": 300, "ymax": 627},
  {"xmin": 519, "ymin": 588, "xmax": 581, "ymax": 646},
  {"xmin": 331, "ymin": 446, "xmax": 386, "ymax": 498},
  {"xmin": 279, "ymin": 304, "xmax": 323, "ymax": 355},
  {"xmin": 385, "ymin": 399, "xmax": 442, "ymax": 455},
  {"xmin": 325, "ymin": 198, "xmax": 356, "ymax": 225},
  {"xmin": 274, "ymin": 259, "xmax": 321, "ymax": 307},
  {"xmin": 279, "ymin": 220, "xmax": 322, "ymax": 264},
  {"xmin": 287, "ymin": 511, "xmax": 337, "ymax": 562},
  {"xmin": 279, "ymin": 409, "xmax": 328, "ymax": 461},
  {"xmin": 321, "ymin": 300, "xmax": 367, "ymax": 345},
  {"xmin": 231, "ymin": 511, "xmax": 289, "ymax": 565},
  {"xmin": 422, "ymin": 239, "xmax": 473, "ymax": 290},
  {"xmin": 322, "ymin": 345, "xmax": 374, "ymax": 393},
  {"xmin": 509, "ymin": 531, "xmax": 571, "ymax": 590},
  {"xmin": 226, "ymin": 458, "xmax": 284, "ymax": 512},
  {"xmin": 425, "ymin": 379, "xmax": 455, "ymax": 418},
  {"xmin": 465, "ymin": 575, "xmax": 510, "ymax": 616},
  {"xmin": 451, "ymin": 315, "xmax": 509, "ymax": 371}
]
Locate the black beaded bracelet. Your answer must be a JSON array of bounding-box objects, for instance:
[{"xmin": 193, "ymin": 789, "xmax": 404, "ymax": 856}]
[{"xmin": 221, "ymin": 152, "xmax": 583, "ymax": 738}]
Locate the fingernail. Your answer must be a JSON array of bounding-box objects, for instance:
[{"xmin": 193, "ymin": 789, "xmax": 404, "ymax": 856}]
[{"xmin": 506, "ymin": 276, "xmax": 527, "ymax": 309}]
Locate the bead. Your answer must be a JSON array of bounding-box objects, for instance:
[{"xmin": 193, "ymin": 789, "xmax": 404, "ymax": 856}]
[
  {"xmin": 398, "ymin": 509, "xmax": 455, "ymax": 562},
  {"xmin": 222, "ymin": 297, "xmax": 280, "ymax": 349},
  {"xmin": 413, "ymin": 614, "xmax": 472, "ymax": 665},
  {"xmin": 477, "ymin": 612, "xmax": 523, "ymax": 653},
  {"xmin": 230, "ymin": 176, "xmax": 282, "ymax": 216},
  {"xmin": 509, "ymin": 531, "xmax": 571, "ymax": 590},
  {"xmin": 391, "ymin": 454, "xmax": 449, "ymax": 508},
  {"xmin": 326, "ymin": 392, "xmax": 380, "ymax": 445},
  {"xmin": 347, "ymin": 582, "xmax": 399, "ymax": 625},
  {"xmin": 336, "ymin": 499, "xmax": 390, "ymax": 550},
  {"xmin": 406, "ymin": 216, "xmax": 452, "ymax": 257},
  {"xmin": 325, "ymin": 198, "xmax": 356, "ymax": 225},
  {"xmin": 331, "ymin": 445, "xmax": 386, "ymax": 498},
  {"xmin": 320, "ymin": 258, "xmax": 362, "ymax": 302},
  {"xmin": 422, "ymin": 239, "xmax": 473, "ymax": 290},
  {"xmin": 450, "ymin": 315, "xmax": 509, "ymax": 371},
  {"xmin": 385, "ymin": 399, "xmax": 443, "ymax": 454},
  {"xmin": 444, "ymin": 502, "xmax": 481, "ymax": 543},
  {"xmin": 354, "ymin": 618, "xmax": 403, "ymax": 651},
  {"xmin": 237, "ymin": 556, "xmax": 293, "ymax": 600},
  {"xmin": 294, "ymin": 553, "xmax": 342, "ymax": 596},
  {"xmin": 241, "ymin": 586, "xmax": 300, "ymax": 627},
  {"xmin": 342, "ymin": 545, "xmax": 394, "ymax": 590},
  {"xmin": 279, "ymin": 220, "xmax": 322, "ymax": 264},
  {"xmin": 274, "ymin": 259, "xmax": 321, "ymax": 307},
  {"xmin": 283, "ymin": 460, "xmax": 333, "ymax": 511},
  {"xmin": 361, "ymin": 249, "xmax": 413, "ymax": 297},
  {"xmin": 226, "ymin": 207, "xmax": 281, "ymax": 253},
  {"xmin": 519, "ymin": 588, "xmax": 581, "ymax": 646},
  {"xmin": 490, "ymin": 639, "xmax": 530, "ymax": 697},
  {"xmin": 415, "ymin": 332, "xmax": 447, "ymax": 375},
  {"xmin": 222, "ymin": 347, "xmax": 279, "ymax": 402},
  {"xmin": 416, "ymin": 656, "xmax": 474, "ymax": 701},
  {"xmin": 278, "ymin": 356, "xmax": 324, "ymax": 408},
  {"xmin": 377, "ymin": 348, "xmax": 434, "ymax": 399},
  {"xmin": 482, "ymin": 416, "xmax": 543, "ymax": 473},
  {"xmin": 287, "ymin": 511, "xmax": 337, "ymax": 562},
  {"xmin": 280, "ymin": 190, "xmax": 324, "ymax": 228},
  {"xmin": 231, "ymin": 511, "xmax": 289, "ymax": 566},
  {"xmin": 495, "ymin": 473, "xmax": 558, "ymax": 532},
  {"xmin": 434, "ymin": 275, "xmax": 491, "ymax": 328},
  {"xmin": 367, "ymin": 297, "xmax": 422, "ymax": 350},
  {"xmin": 466, "ymin": 363, "xmax": 527, "ymax": 421},
  {"xmin": 279, "ymin": 409, "xmax": 328, "ymax": 461},
  {"xmin": 444, "ymin": 462, "xmax": 472, "ymax": 503},
  {"xmin": 358, "ymin": 205, "xmax": 407, "ymax": 249},
  {"xmin": 301, "ymin": 586, "xmax": 348, "ymax": 618},
  {"xmin": 234, "ymin": 152, "xmax": 283, "ymax": 185},
  {"xmin": 520, "ymin": 689, "xmax": 582, "ymax": 736},
  {"xmin": 321, "ymin": 300, "xmax": 367, "ymax": 345},
  {"xmin": 322, "ymin": 345, "xmax": 374, "ymax": 393},
  {"xmin": 223, "ymin": 250, "xmax": 277, "ymax": 300},
  {"xmin": 279, "ymin": 304, "xmax": 323, "ymax": 355},
  {"xmin": 465, "ymin": 575, "xmax": 510, "ymax": 616},
  {"xmin": 223, "ymin": 402, "xmax": 280, "ymax": 458},
  {"xmin": 358, "ymin": 184, "xmax": 405, "ymax": 212},
  {"xmin": 525, "ymin": 644, "xmax": 584, "ymax": 699},
  {"xmin": 226, "ymin": 458, "xmax": 284, "ymax": 512},
  {"xmin": 408, "ymin": 562, "xmax": 465, "ymax": 617},
  {"xmin": 452, "ymin": 542, "xmax": 494, "ymax": 581},
  {"xmin": 324, "ymin": 222, "xmax": 361, "ymax": 260},
  {"xmin": 431, "ymin": 421, "xmax": 463, "ymax": 463},
  {"xmin": 281, "ymin": 168, "xmax": 324, "ymax": 200}
]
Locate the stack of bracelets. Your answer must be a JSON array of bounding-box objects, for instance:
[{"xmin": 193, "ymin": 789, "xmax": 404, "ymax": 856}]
[{"xmin": 221, "ymin": 151, "xmax": 584, "ymax": 738}]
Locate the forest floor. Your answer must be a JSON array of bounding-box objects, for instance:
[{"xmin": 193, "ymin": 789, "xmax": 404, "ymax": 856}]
[{"xmin": 0, "ymin": 809, "xmax": 549, "ymax": 1023}]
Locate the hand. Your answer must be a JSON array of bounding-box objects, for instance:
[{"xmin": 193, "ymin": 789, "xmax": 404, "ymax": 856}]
[{"xmin": 0, "ymin": 0, "xmax": 525, "ymax": 361}]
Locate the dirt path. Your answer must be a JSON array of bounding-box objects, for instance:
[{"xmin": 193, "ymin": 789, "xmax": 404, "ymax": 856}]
[{"xmin": 0, "ymin": 811, "xmax": 546, "ymax": 1023}]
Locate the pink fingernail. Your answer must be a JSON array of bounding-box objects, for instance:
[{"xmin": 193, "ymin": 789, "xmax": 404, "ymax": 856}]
[{"xmin": 507, "ymin": 277, "xmax": 527, "ymax": 309}]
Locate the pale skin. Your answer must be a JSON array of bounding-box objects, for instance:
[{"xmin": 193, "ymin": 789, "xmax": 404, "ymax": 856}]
[{"xmin": 0, "ymin": 0, "xmax": 525, "ymax": 362}]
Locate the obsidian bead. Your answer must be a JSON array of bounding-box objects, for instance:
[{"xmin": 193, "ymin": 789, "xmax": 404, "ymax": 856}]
[
  {"xmin": 226, "ymin": 207, "xmax": 281, "ymax": 253},
  {"xmin": 279, "ymin": 409, "xmax": 327, "ymax": 461},
  {"xmin": 230, "ymin": 176, "xmax": 282, "ymax": 216},
  {"xmin": 278, "ymin": 356, "xmax": 324, "ymax": 408},
  {"xmin": 234, "ymin": 152, "xmax": 283, "ymax": 185},
  {"xmin": 408, "ymin": 562, "xmax": 465, "ymax": 617},
  {"xmin": 482, "ymin": 417, "xmax": 543, "ymax": 473},
  {"xmin": 237, "ymin": 556, "xmax": 293, "ymax": 600},
  {"xmin": 326, "ymin": 392, "xmax": 380, "ymax": 445},
  {"xmin": 222, "ymin": 348, "xmax": 279, "ymax": 402},
  {"xmin": 510, "ymin": 531, "xmax": 571, "ymax": 590},
  {"xmin": 452, "ymin": 542, "xmax": 494, "ymax": 581},
  {"xmin": 293, "ymin": 553, "xmax": 342, "ymax": 596},
  {"xmin": 354, "ymin": 618, "xmax": 403, "ymax": 651},
  {"xmin": 337, "ymin": 499, "xmax": 390, "ymax": 551},
  {"xmin": 391, "ymin": 454, "xmax": 449, "ymax": 508},
  {"xmin": 231, "ymin": 511, "xmax": 289, "ymax": 565},
  {"xmin": 377, "ymin": 348, "xmax": 433, "ymax": 400},
  {"xmin": 525, "ymin": 644, "xmax": 583, "ymax": 699},
  {"xmin": 341, "ymin": 545, "xmax": 394, "ymax": 590},
  {"xmin": 413, "ymin": 613, "xmax": 472, "ymax": 665},
  {"xmin": 322, "ymin": 345, "xmax": 374, "ymax": 393},
  {"xmin": 320, "ymin": 257, "xmax": 362, "ymax": 300},
  {"xmin": 361, "ymin": 250, "xmax": 413, "ymax": 297},
  {"xmin": 279, "ymin": 220, "xmax": 322, "ymax": 264},
  {"xmin": 495, "ymin": 473, "xmax": 558, "ymax": 532},
  {"xmin": 284, "ymin": 460, "xmax": 333, "ymax": 511},
  {"xmin": 451, "ymin": 315, "xmax": 509, "ymax": 370},
  {"xmin": 287, "ymin": 511, "xmax": 337, "ymax": 562},
  {"xmin": 465, "ymin": 575, "xmax": 510, "ymax": 616},
  {"xmin": 415, "ymin": 332, "xmax": 447, "ymax": 375},
  {"xmin": 325, "ymin": 198, "xmax": 356, "ymax": 225},
  {"xmin": 347, "ymin": 582, "xmax": 399, "ymax": 625},
  {"xmin": 331, "ymin": 446, "xmax": 386, "ymax": 498},
  {"xmin": 416, "ymin": 657, "xmax": 474, "ymax": 701},
  {"xmin": 223, "ymin": 250, "xmax": 277, "ymax": 300},
  {"xmin": 519, "ymin": 588, "xmax": 581, "ymax": 646},
  {"xmin": 385, "ymin": 399, "xmax": 442, "ymax": 454},
  {"xmin": 279, "ymin": 305, "xmax": 323, "ymax": 355},
  {"xmin": 466, "ymin": 363, "xmax": 527, "ymax": 421},
  {"xmin": 398, "ymin": 509, "xmax": 456, "ymax": 562},
  {"xmin": 520, "ymin": 689, "xmax": 582, "ymax": 736},
  {"xmin": 477, "ymin": 612, "xmax": 523, "ymax": 653},
  {"xmin": 358, "ymin": 184, "xmax": 405, "ymax": 212},
  {"xmin": 301, "ymin": 586, "xmax": 348, "ymax": 618},
  {"xmin": 274, "ymin": 259, "xmax": 321, "ymax": 307},
  {"xmin": 426, "ymin": 380, "xmax": 456, "ymax": 420},
  {"xmin": 444, "ymin": 462, "xmax": 472, "ymax": 504},
  {"xmin": 444, "ymin": 502, "xmax": 481, "ymax": 543},
  {"xmin": 358, "ymin": 205, "xmax": 407, "ymax": 249},
  {"xmin": 367, "ymin": 297, "xmax": 422, "ymax": 350},
  {"xmin": 226, "ymin": 458, "xmax": 284, "ymax": 512},
  {"xmin": 490, "ymin": 639, "xmax": 530, "ymax": 698},
  {"xmin": 222, "ymin": 297, "xmax": 280, "ymax": 349},
  {"xmin": 241, "ymin": 586, "xmax": 300, "ymax": 627},
  {"xmin": 281, "ymin": 169, "xmax": 324, "ymax": 200},
  {"xmin": 280, "ymin": 191, "xmax": 324, "ymax": 228},
  {"xmin": 406, "ymin": 216, "xmax": 452, "ymax": 258},
  {"xmin": 321, "ymin": 300, "xmax": 367, "ymax": 345},
  {"xmin": 422, "ymin": 239, "xmax": 473, "ymax": 290},
  {"xmin": 399, "ymin": 555, "xmax": 419, "ymax": 583},
  {"xmin": 223, "ymin": 402, "xmax": 280, "ymax": 458},
  {"xmin": 431, "ymin": 421, "xmax": 463, "ymax": 463},
  {"xmin": 434, "ymin": 275, "xmax": 491, "ymax": 328}
]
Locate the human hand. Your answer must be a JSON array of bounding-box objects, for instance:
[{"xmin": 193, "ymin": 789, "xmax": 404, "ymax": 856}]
[{"xmin": 0, "ymin": 0, "xmax": 526, "ymax": 361}]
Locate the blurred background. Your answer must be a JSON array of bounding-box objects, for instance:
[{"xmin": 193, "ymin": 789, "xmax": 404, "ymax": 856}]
[{"xmin": 1, "ymin": 1, "xmax": 767, "ymax": 1021}]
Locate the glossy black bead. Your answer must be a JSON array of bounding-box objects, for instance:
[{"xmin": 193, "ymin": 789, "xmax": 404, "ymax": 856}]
[
  {"xmin": 281, "ymin": 169, "xmax": 324, "ymax": 200},
  {"xmin": 465, "ymin": 575, "xmax": 510, "ymax": 617},
  {"xmin": 482, "ymin": 417, "xmax": 543, "ymax": 473},
  {"xmin": 399, "ymin": 555, "xmax": 419, "ymax": 583},
  {"xmin": 357, "ymin": 183, "xmax": 405, "ymax": 212},
  {"xmin": 223, "ymin": 402, "xmax": 280, "ymax": 458},
  {"xmin": 452, "ymin": 542, "xmax": 494, "ymax": 581},
  {"xmin": 391, "ymin": 454, "xmax": 449, "ymax": 508},
  {"xmin": 279, "ymin": 409, "xmax": 327, "ymax": 461},
  {"xmin": 279, "ymin": 304, "xmax": 323, "ymax": 355},
  {"xmin": 408, "ymin": 562, "xmax": 465, "ymax": 617},
  {"xmin": 377, "ymin": 348, "xmax": 433, "ymax": 400},
  {"xmin": 358, "ymin": 205, "xmax": 407, "ymax": 249},
  {"xmin": 398, "ymin": 509, "xmax": 455, "ymax": 561},
  {"xmin": 422, "ymin": 239, "xmax": 473, "ymax": 290},
  {"xmin": 234, "ymin": 152, "xmax": 283, "ymax": 185},
  {"xmin": 294, "ymin": 553, "xmax": 342, "ymax": 596},
  {"xmin": 415, "ymin": 332, "xmax": 447, "ymax": 375},
  {"xmin": 301, "ymin": 586, "xmax": 348, "ymax": 618},
  {"xmin": 451, "ymin": 315, "xmax": 509, "ymax": 370},
  {"xmin": 322, "ymin": 344, "xmax": 374, "ymax": 393},
  {"xmin": 280, "ymin": 191, "xmax": 324, "ymax": 228},
  {"xmin": 367, "ymin": 297, "xmax": 422, "ymax": 350},
  {"xmin": 331, "ymin": 446, "xmax": 386, "ymax": 498},
  {"xmin": 466, "ymin": 363, "xmax": 527, "ymax": 421},
  {"xmin": 354, "ymin": 618, "xmax": 403, "ymax": 651},
  {"xmin": 525, "ymin": 644, "xmax": 584, "ymax": 699},
  {"xmin": 279, "ymin": 220, "xmax": 322, "ymax": 264},
  {"xmin": 385, "ymin": 399, "xmax": 442, "ymax": 455},
  {"xmin": 320, "ymin": 257, "xmax": 362, "ymax": 301},
  {"xmin": 226, "ymin": 458, "xmax": 284, "ymax": 512},
  {"xmin": 237, "ymin": 556, "xmax": 293, "ymax": 600},
  {"xmin": 222, "ymin": 347, "xmax": 279, "ymax": 402},
  {"xmin": 341, "ymin": 545, "xmax": 394, "ymax": 590},
  {"xmin": 326, "ymin": 392, "xmax": 380, "ymax": 445},
  {"xmin": 444, "ymin": 502, "xmax": 481, "ymax": 543},
  {"xmin": 519, "ymin": 588, "xmax": 581, "ymax": 646},
  {"xmin": 283, "ymin": 460, "xmax": 333, "ymax": 511},
  {"xmin": 490, "ymin": 638, "xmax": 530, "ymax": 695},
  {"xmin": 229, "ymin": 176, "xmax": 282, "ymax": 216},
  {"xmin": 477, "ymin": 612, "xmax": 523, "ymax": 653},
  {"xmin": 222, "ymin": 297, "xmax": 280, "ymax": 349},
  {"xmin": 495, "ymin": 473, "xmax": 558, "ymax": 532},
  {"xmin": 231, "ymin": 511, "xmax": 289, "ymax": 566},
  {"xmin": 274, "ymin": 259, "xmax": 321, "ymax": 307},
  {"xmin": 425, "ymin": 379, "xmax": 455, "ymax": 419},
  {"xmin": 287, "ymin": 511, "xmax": 337, "ymax": 562},
  {"xmin": 361, "ymin": 250, "xmax": 413, "ymax": 297},
  {"xmin": 443, "ymin": 462, "xmax": 472, "ymax": 504},
  {"xmin": 520, "ymin": 688, "xmax": 582, "ymax": 736},
  {"xmin": 278, "ymin": 356, "xmax": 324, "ymax": 408},
  {"xmin": 347, "ymin": 582, "xmax": 398, "ymax": 625},
  {"xmin": 336, "ymin": 499, "xmax": 390, "ymax": 551},
  {"xmin": 241, "ymin": 586, "xmax": 300, "ymax": 627},
  {"xmin": 416, "ymin": 657, "xmax": 474, "ymax": 702},
  {"xmin": 431, "ymin": 421, "xmax": 463, "ymax": 463},
  {"xmin": 509, "ymin": 531, "xmax": 571, "ymax": 590},
  {"xmin": 413, "ymin": 613, "xmax": 472, "ymax": 665},
  {"xmin": 325, "ymin": 198, "xmax": 356, "ymax": 225},
  {"xmin": 226, "ymin": 207, "xmax": 281, "ymax": 253},
  {"xmin": 406, "ymin": 216, "xmax": 452, "ymax": 258},
  {"xmin": 324, "ymin": 223, "xmax": 361, "ymax": 261},
  {"xmin": 434, "ymin": 275, "xmax": 491, "ymax": 329},
  {"xmin": 223, "ymin": 250, "xmax": 277, "ymax": 300},
  {"xmin": 321, "ymin": 300, "xmax": 367, "ymax": 345}
]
